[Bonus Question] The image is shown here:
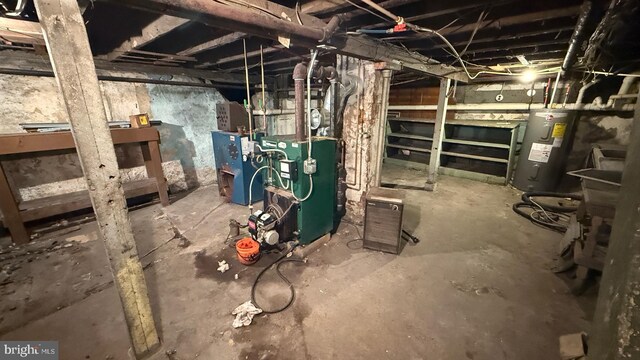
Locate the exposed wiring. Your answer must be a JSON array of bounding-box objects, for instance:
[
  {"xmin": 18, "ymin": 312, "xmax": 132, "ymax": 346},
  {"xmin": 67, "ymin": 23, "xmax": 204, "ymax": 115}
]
[
  {"xmin": 459, "ymin": 9, "xmax": 488, "ymax": 56},
  {"xmin": 343, "ymin": 0, "xmax": 390, "ymax": 22},
  {"xmin": 295, "ymin": 1, "xmax": 303, "ymax": 25},
  {"xmin": 352, "ymin": 0, "xmax": 566, "ymax": 80}
]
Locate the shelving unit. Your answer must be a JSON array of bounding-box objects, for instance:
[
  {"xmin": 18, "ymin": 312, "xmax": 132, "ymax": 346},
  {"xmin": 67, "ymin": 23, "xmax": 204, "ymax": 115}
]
[{"xmin": 384, "ymin": 117, "xmax": 522, "ymax": 184}]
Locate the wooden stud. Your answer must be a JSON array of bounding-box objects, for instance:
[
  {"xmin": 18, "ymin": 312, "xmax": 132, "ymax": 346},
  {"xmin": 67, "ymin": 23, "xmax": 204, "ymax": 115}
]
[
  {"xmin": 33, "ymin": 0, "xmax": 160, "ymax": 357},
  {"xmin": 425, "ymin": 78, "xmax": 450, "ymax": 190}
]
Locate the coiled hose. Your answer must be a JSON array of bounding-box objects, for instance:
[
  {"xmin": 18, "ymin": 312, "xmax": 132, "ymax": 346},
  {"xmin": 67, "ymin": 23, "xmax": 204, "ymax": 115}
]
[
  {"xmin": 251, "ymin": 244, "xmax": 305, "ymax": 314},
  {"xmin": 512, "ymin": 191, "xmax": 583, "ymax": 233}
]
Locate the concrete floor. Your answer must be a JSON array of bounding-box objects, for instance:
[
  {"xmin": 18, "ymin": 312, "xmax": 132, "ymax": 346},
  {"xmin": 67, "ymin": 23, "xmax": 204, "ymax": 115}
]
[{"xmin": 0, "ymin": 166, "xmax": 596, "ymax": 359}]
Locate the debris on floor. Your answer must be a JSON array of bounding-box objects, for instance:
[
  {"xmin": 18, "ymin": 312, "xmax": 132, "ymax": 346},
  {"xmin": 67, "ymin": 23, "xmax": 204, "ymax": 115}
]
[
  {"xmin": 231, "ymin": 301, "xmax": 262, "ymax": 328},
  {"xmin": 217, "ymin": 260, "xmax": 230, "ymax": 273},
  {"xmin": 559, "ymin": 332, "xmax": 587, "ymax": 360}
]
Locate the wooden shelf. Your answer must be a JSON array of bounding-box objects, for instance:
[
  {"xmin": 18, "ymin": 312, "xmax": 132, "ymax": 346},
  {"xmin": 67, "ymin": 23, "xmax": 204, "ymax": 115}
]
[
  {"xmin": 440, "ymin": 151, "xmax": 509, "ymax": 164},
  {"xmin": 1, "ymin": 179, "xmax": 159, "ymax": 224},
  {"xmin": 384, "ymin": 116, "xmax": 520, "ymax": 184},
  {"xmin": 442, "ymin": 138, "xmax": 510, "ymax": 149},
  {"xmin": 386, "ymin": 144, "xmax": 431, "ymax": 153},
  {"xmin": 387, "ymin": 133, "xmax": 433, "ymax": 141}
]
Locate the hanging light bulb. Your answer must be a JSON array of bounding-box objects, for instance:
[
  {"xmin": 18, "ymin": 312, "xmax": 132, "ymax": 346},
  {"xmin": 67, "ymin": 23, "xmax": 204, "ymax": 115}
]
[{"xmin": 520, "ymin": 69, "xmax": 537, "ymax": 83}]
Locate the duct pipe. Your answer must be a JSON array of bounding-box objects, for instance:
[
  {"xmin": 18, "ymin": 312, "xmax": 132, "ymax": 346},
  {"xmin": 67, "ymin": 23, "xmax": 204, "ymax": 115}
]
[
  {"xmin": 374, "ymin": 70, "xmax": 392, "ymax": 186},
  {"xmin": 306, "ymin": 50, "xmax": 320, "ymax": 158},
  {"xmin": 293, "ymin": 63, "xmax": 307, "ymax": 142},
  {"xmin": 562, "ymin": 1, "xmax": 593, "ymax": 73},
  {"xmin": 113, "ymin": 0, "xmax": 326, "ymax": 42}
]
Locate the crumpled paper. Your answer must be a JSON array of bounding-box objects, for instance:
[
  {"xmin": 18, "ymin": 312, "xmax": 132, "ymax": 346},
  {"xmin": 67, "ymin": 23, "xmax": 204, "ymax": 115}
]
[
  {"xmin": 232, "ymin": 301, "xmax": 263, "ymax": 328},
  {"xmin": 217, "ymin": 260, "xmax": 230, "ymax": 273}
]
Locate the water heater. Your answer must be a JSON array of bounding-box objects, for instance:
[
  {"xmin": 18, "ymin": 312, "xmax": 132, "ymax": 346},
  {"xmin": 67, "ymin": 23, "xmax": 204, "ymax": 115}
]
[{"xmin": 512, "ymin": 109, "xmax": 578, "ymax": 191}]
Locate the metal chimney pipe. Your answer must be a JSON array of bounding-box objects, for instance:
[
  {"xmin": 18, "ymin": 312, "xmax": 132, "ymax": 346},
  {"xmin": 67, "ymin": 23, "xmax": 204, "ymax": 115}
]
[{"xmin": 293, "ymin": 63, "xmax": 307, "ymax": 142}]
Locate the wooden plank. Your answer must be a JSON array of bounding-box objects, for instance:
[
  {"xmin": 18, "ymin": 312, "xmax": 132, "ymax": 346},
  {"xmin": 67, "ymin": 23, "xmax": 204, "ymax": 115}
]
[
  {"xmin": 426, "ymin": 78, "xmax": 450, "ymax": 188},
  {"xmin": 388, "ymin": 133, "xmax": 433, "ymax": 141},
  {"xmin": 0, "ymin": 128, "xmax": 160, "ymax": 155},
  {"xmin": 0, "ymin": 162, "xmax": 29, "ymax": 244},
  {"xmin": 17, "ymin": 179, "xmax": 159, "ymax": 222},
  {"xmin": 0, "ymin": 17, "xmax": 45, "ymax": 45},
  {"xmin": 107, "ymin": 15, "xmax": 189, "ymax": 60},
  {"xmin": 33, "ymin": 0, "xmax": 160, "ymax": 357},
  {"xmin": 387, "ymin": 144, "xmax": 431, "ymax": 153},
  {"xmin": 443, "ymin": 138, "xmax": 510, "ymax": 149},
  {"xmin": 177, "ymin": 32, "xmax": 247, "ymax": 56},
  {"xmin": 440, "ymin": 151, "xmax": 509, "ymax": 164}
]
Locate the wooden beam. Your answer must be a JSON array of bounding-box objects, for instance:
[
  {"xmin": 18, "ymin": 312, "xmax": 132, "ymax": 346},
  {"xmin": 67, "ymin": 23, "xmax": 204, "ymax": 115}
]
[
  {"xmin": 196, "ymin": 45, "xmax": 282, "ymax": 68},
  {"xmin": 397, "ymin": 6, "xmax": 581, "ymax": 44},
  {"xmin": 425, "ymin": 78, "xmax": 450, "ymax": 190},
  {"xmin": 33, "ymin": 0, "xmax": 160, "ymax": 357},
  {"xmin": 425, "ymin": 38, "xmax": 569, "ymax": 59},
  {"xmin": 2, "ymin": 51, "xmax": 258, "ymax": 84},
  {"xmin": 411, "ymin": 26, "xmax": 575, "ymax": 53},
  {"xmin": 177, "ymin": 31, "xmax": 247, "ymax": 56},
  {"xmin": 301, "ymin": 0, "xmax": 349, "ymax": 15},
  {"xmin": 590, "ymin": 93, "xmax": 640, "ymax": 359},
  {"xmin": 0, "ymin": 17, "xmax": 45, "ymax": 45},
  {"xmin": 112, "ymin": 0, "xmax": 467, "ymax": 81},
  {"xmin": 107, "ymin": 15, "xmax": 189, "ymax": 59}
]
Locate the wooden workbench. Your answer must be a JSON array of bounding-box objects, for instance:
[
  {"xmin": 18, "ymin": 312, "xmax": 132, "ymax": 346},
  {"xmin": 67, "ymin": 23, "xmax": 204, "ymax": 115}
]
[{"xmin": 0, "ymin": 127, "xmax": 169, "ymax": 244}]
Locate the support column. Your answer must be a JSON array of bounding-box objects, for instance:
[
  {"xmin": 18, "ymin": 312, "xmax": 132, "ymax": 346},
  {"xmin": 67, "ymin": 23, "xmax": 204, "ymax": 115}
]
[
  {"xmin": 33, "ymin": 0, "xmax": 160, "ymax": 357},
  {"xmin": 425, "ymin": 78, "xmax": 450, "ymax": 191},
  {"xmin": 590, "ymin": 94, "xmax": 640, "ymax": 358},
  {"xmin": 372, "ymin": 68, "xmax": 393, "ymax": 187},
  {"xmin": 338, "ymin": 56, "xmax": 386, "ymax": 221}
]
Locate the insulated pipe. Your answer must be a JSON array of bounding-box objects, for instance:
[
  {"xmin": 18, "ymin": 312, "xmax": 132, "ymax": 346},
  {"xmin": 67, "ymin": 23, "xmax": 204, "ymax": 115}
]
[
  {"xmin": 562, "ymin": 1, "xmax": 593, "ymax": 73},
  {"xmin": 293, "ymin": 63, "xmax": 307, "ymax": 142}
]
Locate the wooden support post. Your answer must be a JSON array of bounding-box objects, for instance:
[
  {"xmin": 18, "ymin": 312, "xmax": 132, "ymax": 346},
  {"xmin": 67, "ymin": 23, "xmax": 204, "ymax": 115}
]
[
  {"xmin": 0, "ymin": 162, "xmax": 29, "ymax": 244},
  {"xmin": 590, "ymin": 94, "xmax": 640, "ymax": 359},
  {"xmin": 33, "ymin": 0, "xmax": 160, "ymax": 357},
  {"xmin": 425, "ymin": 78, "xmax": 451, "ymax": 191},
  {"xmin": 141, "ymin": 141, "xmax": 170, "ymax": 206}
]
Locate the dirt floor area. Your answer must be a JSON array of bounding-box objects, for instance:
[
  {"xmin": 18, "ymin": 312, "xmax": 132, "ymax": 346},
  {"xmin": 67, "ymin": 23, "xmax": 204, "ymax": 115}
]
[{"xmin": 0, "ymin": 165, "xmax": 597, "ymax": 359}]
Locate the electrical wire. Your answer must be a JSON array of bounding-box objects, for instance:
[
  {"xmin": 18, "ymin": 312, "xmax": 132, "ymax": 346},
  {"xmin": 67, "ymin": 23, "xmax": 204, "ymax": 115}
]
[
  {"xmin": 251, "ymin": 245, "xmax": 305, "ymax": 314},
  {"xmin": 352, "ymin": 0, "xmax": 566, "ymax": 80},
  {"xmin": 343, "ymin": 0, "xmax": 390, "ymax": 22}
]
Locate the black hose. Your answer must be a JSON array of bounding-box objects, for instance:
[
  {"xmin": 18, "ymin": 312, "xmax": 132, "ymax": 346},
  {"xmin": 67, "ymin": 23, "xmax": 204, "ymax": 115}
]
[
  {"xmin": 251, "ymin": 245, "xmax": 305, "ymax": 314},
  {"xmin": 512, "ymin": 191, "xmax": 582, "ymax": 233}
]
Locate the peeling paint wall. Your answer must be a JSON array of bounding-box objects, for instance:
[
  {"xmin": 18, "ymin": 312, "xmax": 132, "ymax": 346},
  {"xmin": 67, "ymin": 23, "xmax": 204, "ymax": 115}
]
[
  {"xmin": 0, "ymin": 74, "xmax": 226, "ymax": 202},
  {"xmin": 337, "ymin": 56, "xmax": 385, "ymax": 221}
]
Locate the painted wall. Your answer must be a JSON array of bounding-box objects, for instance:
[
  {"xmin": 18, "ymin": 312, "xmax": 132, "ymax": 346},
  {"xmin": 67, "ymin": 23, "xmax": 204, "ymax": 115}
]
[{"xmin": 0, "ymin": 74, "xmax": 226, "ymax": 202}]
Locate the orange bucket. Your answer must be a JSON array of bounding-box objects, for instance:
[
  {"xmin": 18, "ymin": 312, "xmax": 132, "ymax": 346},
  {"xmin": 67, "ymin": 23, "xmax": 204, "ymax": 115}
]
[{"xmin": 236, "ymin": 238, "xmax": 261, "ymax": 265}]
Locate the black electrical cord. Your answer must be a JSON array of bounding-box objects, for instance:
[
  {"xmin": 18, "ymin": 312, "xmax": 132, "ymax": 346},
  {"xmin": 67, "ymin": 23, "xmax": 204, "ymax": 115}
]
[
  {"xmin": 512, "ymin": 191, "xmax": 582, "ymax": 233},
  {"xmin": 341, "ymin": 220, "xmax": 364, "ymax": 249},
  {"xmin": 251, "ymin": 245, "xmax": 305, "ymax": 314}
]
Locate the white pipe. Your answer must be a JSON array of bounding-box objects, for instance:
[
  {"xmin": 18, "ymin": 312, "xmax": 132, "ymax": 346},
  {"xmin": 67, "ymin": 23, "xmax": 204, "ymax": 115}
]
[
  {"xmin": 549, "ymin": 70, "xmax": 561, "ymax": 106},
  {"xmin": 388, "ymin": 103, "xmax": 547, "ymax": 111}
]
